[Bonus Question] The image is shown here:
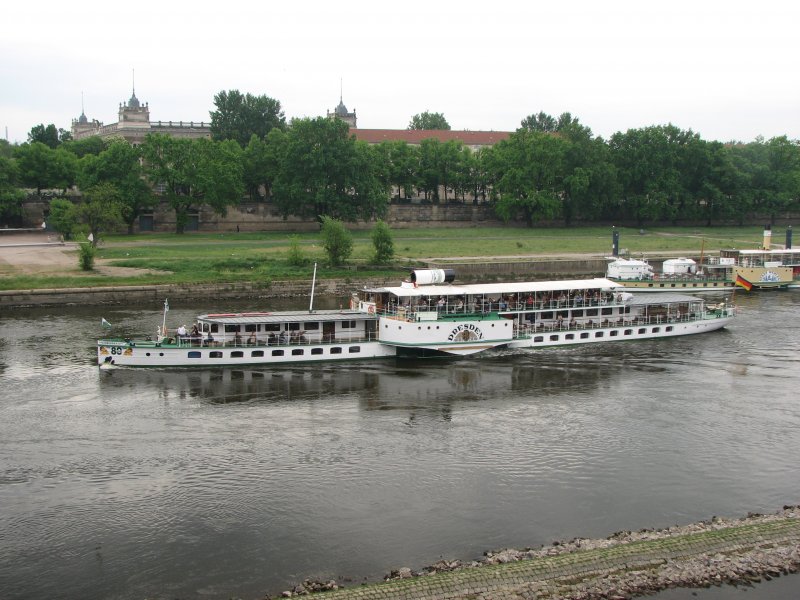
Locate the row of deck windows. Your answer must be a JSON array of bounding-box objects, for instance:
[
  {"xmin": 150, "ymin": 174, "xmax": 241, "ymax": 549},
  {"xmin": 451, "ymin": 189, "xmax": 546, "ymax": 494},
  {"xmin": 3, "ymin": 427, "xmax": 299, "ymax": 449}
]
[
  {"xmin": 184, "ymin": 346, "xmax": 362, "ymax": 359},
  {"xmin": 208, "ymin": 321, "xmax": 357, "ymax": 334},
  {"xmin": 532, "ymin": 326, "xmax": 672, "ymax": 343}
]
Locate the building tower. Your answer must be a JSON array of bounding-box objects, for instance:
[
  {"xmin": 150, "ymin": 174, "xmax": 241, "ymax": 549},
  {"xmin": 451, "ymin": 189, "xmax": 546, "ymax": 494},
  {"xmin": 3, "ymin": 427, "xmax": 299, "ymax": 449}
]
[{"xmin": 327, "ymin": 81, "xmax": 357, "ymax": 128}]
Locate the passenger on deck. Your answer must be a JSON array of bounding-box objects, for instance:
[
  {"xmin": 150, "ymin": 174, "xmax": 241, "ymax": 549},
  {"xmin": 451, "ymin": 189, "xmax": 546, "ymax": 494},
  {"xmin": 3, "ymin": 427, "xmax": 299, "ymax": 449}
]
[
  {"xmin": 247, "ymin": 332, "xmax": 257, "ymax": 345},
  {"xmin": 233, "ymin": 331, "xmax": 243, "ymax": 346},
  {"xmin": 176, "ymin": 324, "xmax": 187, "ymax": 337}
]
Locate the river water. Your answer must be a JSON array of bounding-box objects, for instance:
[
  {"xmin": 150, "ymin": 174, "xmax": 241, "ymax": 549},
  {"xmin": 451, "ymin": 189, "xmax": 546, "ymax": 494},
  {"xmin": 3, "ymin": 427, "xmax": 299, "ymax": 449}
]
[{"xmin": 1, "ymin": 291, "xmax": 798, "ymax": 600}]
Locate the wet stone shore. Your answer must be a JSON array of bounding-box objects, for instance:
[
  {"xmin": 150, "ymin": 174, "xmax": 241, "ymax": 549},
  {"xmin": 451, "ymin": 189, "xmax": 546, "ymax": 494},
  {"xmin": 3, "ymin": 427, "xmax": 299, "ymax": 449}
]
[{"xmin": 275, "ymin": 506, "xmax": 800, "ymax": 599}]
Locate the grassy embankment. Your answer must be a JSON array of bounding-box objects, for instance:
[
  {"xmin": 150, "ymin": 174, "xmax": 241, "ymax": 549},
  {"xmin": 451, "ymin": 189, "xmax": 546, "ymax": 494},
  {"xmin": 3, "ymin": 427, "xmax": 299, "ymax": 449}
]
[{"xmin": 0, "ymin": 226, "xmax": 770, "ymax": 291}]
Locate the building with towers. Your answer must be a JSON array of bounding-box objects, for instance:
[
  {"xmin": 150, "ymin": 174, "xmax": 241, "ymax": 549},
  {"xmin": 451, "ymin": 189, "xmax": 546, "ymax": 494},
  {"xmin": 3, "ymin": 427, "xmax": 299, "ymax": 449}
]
[{"xmin": 71, "ymin": 86, "xmax": 211, "ymax": 145}]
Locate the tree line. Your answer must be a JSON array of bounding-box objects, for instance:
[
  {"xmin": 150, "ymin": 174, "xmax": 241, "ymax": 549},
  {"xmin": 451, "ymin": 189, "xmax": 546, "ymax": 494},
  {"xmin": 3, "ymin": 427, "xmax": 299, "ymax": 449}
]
[{"xmin": 1, "ymin": 93, "xmax": 798, "ymax": 238}]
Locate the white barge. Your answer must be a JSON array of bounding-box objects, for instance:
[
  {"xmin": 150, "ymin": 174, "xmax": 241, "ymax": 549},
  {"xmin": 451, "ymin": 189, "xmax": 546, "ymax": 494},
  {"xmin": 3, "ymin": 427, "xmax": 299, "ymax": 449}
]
[{"xmin": 97, "ymin": 270, "xmax": 735, "ymax": 368}]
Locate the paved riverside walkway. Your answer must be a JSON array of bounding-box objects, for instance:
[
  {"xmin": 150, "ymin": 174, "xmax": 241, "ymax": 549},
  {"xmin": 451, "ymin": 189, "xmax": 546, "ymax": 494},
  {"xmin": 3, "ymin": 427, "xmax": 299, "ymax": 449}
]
[{"xmin": 294, "ymin": 509, "xmax": 800, "ymax": 600}]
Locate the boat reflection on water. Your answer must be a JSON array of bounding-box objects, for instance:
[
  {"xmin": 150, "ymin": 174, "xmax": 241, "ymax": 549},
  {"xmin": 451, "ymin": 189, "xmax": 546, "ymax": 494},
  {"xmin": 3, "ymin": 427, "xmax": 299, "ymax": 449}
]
[{"xmin": 98, "ymin": 347, "xmax": 623, "ymax": 411}]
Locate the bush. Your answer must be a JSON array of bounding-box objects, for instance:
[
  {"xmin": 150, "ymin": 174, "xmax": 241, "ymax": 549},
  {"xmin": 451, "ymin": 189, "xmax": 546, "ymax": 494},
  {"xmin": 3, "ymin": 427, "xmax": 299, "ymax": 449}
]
[
  {"xmin": 78, "ymin": 242, "xmax": 96, "ymax": 271},
  {"xmin": 371, "ymin": 220, "xmax": 394, "ymax": 264},
  {"xmin": 287, "ymin": 235, "xmax": 307, "ymax": 266},
  {"xmin": 320, "ymin": 216, "xmax": 353, "ymax": 266}
]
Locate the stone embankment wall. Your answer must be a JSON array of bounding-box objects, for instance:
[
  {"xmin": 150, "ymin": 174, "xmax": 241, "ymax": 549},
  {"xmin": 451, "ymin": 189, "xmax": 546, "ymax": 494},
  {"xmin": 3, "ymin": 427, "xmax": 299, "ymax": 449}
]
[
  {"xmin": 0, "ymin": 278, "xmax": 397, "ymax": 309},
  {"xmin": 0, "ymin": 258, "xmax": 615, "ymax": 308},
  {"xmin": 279, "ymin": 507, "xmax": 800, "ymax": 600}
]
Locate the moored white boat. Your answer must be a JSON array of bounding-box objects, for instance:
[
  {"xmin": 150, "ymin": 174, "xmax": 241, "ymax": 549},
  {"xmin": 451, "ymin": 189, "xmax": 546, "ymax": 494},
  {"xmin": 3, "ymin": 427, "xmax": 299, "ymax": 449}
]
[{"xmin": 97, "ymin": 270, "xmax": 735, "ymax": 368}]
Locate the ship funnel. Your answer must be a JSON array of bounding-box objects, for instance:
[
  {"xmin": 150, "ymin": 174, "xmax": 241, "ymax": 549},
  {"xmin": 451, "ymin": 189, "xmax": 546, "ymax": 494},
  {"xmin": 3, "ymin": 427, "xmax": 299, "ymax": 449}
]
[
  {"xmin": 762, "ymin": 224, "xmax": 772, "ymax": 250},
  {"xmin": 786, "ymin": 226, "xmax": 793, "ymax": 250},
  {"xmin": 410, "ymin": 269, "xmax": 455, "ymax": 286},
  {"xmin": 612, "ymin": 227, "xmax": 619, "ymax": 257}
]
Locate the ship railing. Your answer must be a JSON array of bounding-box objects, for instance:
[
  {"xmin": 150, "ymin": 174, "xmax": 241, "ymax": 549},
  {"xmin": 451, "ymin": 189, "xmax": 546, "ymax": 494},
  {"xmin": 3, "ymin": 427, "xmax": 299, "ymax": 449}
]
[
  {"xmin": 170, "ymin": 332, "xmax": 380, "ymax": 348},
  {"xmin": 516, "ymin": 312, "xmax": 707, "ymax": 336}
]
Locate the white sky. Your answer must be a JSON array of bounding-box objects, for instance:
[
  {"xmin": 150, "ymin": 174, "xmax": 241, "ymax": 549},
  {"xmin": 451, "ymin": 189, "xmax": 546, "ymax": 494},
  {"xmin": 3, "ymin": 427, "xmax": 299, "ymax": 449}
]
[{"xmin": 2, "ymin": 0, "xmax": 798, "ymax": 145}]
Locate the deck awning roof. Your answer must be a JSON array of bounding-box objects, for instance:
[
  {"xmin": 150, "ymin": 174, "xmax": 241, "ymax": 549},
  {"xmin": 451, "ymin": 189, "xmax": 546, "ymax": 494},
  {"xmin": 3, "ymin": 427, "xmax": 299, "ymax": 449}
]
[
  {"xmin": 196, "ymin": 309, "xmax": 370, "ymax": 324},
  {"xmin": 364, "ymin": 278, "xmax": 622, "ymax": 298}
]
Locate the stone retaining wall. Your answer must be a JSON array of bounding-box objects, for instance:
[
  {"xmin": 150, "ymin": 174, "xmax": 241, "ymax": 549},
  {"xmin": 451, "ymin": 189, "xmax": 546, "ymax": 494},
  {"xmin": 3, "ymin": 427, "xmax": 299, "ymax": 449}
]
[{"xmin": 281, "ymin": 508, "xmax": 800, "ymax": 600}]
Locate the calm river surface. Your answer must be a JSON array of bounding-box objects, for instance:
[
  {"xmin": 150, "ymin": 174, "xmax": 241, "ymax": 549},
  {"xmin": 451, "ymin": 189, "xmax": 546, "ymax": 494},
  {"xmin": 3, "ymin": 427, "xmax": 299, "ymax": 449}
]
[{"xmin": 1, "ymin": 291, "xmax": 799, "ymax": 600}]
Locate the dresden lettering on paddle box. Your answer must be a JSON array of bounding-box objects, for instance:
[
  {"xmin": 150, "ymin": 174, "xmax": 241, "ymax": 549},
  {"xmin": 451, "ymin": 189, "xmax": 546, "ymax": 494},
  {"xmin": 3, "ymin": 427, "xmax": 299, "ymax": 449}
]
[{"xmin": 448, "ymin": 323, "xmax": 483, "ymax": 341}]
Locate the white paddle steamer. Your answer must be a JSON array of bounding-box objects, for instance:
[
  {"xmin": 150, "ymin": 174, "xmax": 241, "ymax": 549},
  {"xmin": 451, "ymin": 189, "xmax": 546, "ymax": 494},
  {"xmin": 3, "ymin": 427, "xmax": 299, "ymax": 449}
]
[{"xmin": 98, "ymin": 269, "xmax": 735, "ymax": 368}]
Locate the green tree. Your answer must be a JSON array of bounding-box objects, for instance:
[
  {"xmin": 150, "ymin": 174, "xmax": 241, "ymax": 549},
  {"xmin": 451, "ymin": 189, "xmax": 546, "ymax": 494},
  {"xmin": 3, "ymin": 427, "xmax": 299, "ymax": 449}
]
[
  {"xmin": 141, "ymin": 134, "xmax": 244, "ymax": 233},
  {"xmin": 320, "ymin": 216, "xmax": 353, "ymax": 266},
  {"xmin": 408, "ymin": 111, "xmax": 450, "ymax": 130},
  {"xmin": 488, "ymin": 130, "xmax": 569, "ymax": 226},
  {"xmin": 371, "ymin": 219, "xmax": 394, "ymax": 263},
  {"xmin": 47, "ymin": 198, "xmax": 78, "ymax": 239},
  {"xmin": 28, "ymin": 123, "xmax": 60, "ymax": 149},
  {"xmin": 608, "ymin": 125, "xmax": 699, "ymax": 225},
  {"xmin": 0, "ymin": 155, "xmax": 26, "ymax": 226},
  {"xmin": 210, "ymin": 90, "xmax": 286, "ymax": 147},
  {"xmin": 378, "ymin": 140, "xmax": 418, "ymax": 200},
  {"xmin": 79, "ymin": 140, "xmax": 154, "ymax": 233},
  {"xmin": 272, "ymin": 117, "xmax": 388, "ymax": 222},
  {"xmin": 243, "ymin": 129, "xmax": 285, "ymax": 201},
  {"xmin": 519, "ymin": 111, "xmax": 558, "ymax": 133},
  {"xmin": 62, "ymin": 136, "xmax": 107, "ymax": 158},
  {"xmin": 14, "ymin": 142, "xmax": 78, "ymax": 193},
  {"xmin": 76, "ymin": 182, "xmax": 125, "ymax": 246}
]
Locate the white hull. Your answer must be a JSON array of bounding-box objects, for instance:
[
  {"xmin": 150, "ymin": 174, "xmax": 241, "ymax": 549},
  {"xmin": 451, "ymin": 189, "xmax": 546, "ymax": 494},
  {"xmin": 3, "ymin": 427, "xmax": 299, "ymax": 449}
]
[
  {"xmin": 506, "ymin": 314, "xmax": 732, "ymax": 350},
  {"xmin": 99, "ymin": 339, "xmax": 396, "ymax": 368}
]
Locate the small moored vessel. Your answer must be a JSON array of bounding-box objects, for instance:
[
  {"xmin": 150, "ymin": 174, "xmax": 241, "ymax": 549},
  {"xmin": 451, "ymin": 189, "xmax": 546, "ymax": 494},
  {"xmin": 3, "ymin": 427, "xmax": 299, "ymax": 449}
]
[{"xmin": 97, "ymin": 270, "xmax": 735, "ymax": 368}]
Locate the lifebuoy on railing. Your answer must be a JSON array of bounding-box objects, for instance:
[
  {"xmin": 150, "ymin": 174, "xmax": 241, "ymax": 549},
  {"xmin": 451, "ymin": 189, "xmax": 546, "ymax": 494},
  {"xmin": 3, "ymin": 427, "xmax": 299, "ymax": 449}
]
[{"xmin": 368, "ymin": 305, "xmax": 376, "ymax": 314}]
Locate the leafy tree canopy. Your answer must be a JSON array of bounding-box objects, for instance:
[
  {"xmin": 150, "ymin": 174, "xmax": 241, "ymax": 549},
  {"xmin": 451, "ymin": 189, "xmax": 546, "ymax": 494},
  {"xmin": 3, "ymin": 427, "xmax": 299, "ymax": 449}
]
[
  {"xmin": 28, "ymin": 124, "xmax": 61, "ymax": 149},
  {"xmin": 210, "ymin": 90, "xmax": 286, "ymax": 147},
  {"xmin": 272, "ymin": 117, "xmax": 388, "ymax": 222},
  {"xmin": 408, "ymin": 111, "xmax": 451, "ymax": 130},
  {"xmin": 141, "ymin": 134, "xmax": 244, "ymax": 233}
]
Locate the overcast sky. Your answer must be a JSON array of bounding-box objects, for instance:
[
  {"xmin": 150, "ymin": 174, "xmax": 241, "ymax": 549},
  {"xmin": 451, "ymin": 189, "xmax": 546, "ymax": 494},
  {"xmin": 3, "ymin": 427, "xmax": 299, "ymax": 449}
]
[{"xmin": 3, "ymin": 0, "xmax": 798, "ymax": 145}]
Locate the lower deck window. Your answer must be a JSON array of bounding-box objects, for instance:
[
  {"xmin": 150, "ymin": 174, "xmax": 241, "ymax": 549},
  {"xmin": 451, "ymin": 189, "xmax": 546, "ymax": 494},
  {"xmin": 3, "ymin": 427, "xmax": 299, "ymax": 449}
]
[
  {"xmin": 231, "ymin": 351, "xmax": 244, "ymax": 358},
  {"xmin": 311, "ymin": 348, "xmax": 323, "ymax": 355},
  {"xmin": 330, "ymin": 347, "xmax": 343, "ymax": 354},
  {"xmin": 580, "ymin": 332, "xmax": 589, "ymax": 339},
  {"xmin": 595, "ymin": 331, "xmax": 604, "ymax": 338},
  {"xmin": 652, "ymin": 327, "xmax": 660, "ymax": 333},
  {"xmin": 209, "ymin": 351, "xmax": 223, "ymax": 358},
  {"xmin": 251, "ymin": 350, "xmax": 264, "ymax": 357},
  {"xmin": 533, "ymin": 336, "xmax": 544, "ymax": 343},
  {"xmin": 272, "ymin": 349, "xmax": 284, "ymax": 357},
  {"xmin": 292, "ymin": 349, "xmax": 304, "ymax": 356},
  {"xmin": 188, "ymin": 351, "xmax": 201, "ymax": 359},
  {"xmin": 638, "ymin": 328, "xmax": 647, "ymax": 334},
  {"xmin": 624, "ymin": 329, "xmax": 633, "ymax": 336},
  {"xmin": 348, "ymin": 346, "xmax": 361, "ymax": 353}
]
